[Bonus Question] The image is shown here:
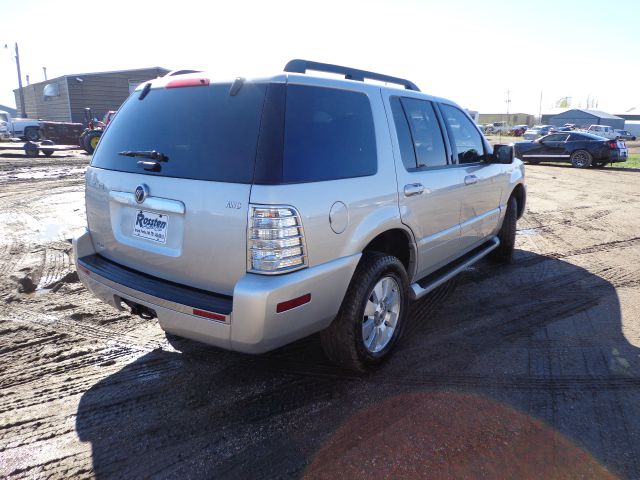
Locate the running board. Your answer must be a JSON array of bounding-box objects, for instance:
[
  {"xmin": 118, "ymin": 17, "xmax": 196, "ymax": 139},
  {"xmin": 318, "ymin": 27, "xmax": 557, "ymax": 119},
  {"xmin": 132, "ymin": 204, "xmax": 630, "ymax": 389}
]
[{"xmin": 410, "ymin": 237, "xmax": 500, "ymax": 300}]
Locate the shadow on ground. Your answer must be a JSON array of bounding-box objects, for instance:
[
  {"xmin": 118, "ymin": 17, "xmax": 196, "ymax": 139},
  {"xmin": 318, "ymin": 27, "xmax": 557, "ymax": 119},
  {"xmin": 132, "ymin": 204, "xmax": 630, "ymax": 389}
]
[{"xmin": 76, "ymin": 250, "xmax": 639, "ymax": 479}]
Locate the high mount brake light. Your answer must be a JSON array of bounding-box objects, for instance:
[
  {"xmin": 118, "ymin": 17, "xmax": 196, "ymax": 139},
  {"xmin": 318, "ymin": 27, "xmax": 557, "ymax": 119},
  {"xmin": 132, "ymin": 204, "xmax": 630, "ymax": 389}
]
[{"xmin": 166, "ymin": 78, "xmax": 210, "ymax": 88}]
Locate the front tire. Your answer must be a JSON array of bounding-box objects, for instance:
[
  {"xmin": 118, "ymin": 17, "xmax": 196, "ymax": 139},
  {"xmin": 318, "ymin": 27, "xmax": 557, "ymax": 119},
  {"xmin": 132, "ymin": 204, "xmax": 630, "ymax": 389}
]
[
  {"xmin": 320, "ymin": 252, "xmax": 409, "ymax": 372},
  {"xmin": 570, "ymin": 150, "xmax": 592, "ymax": 168},
  {"xmin": 489, "ymin": 195, "xmax": 517, "ymax": 264}
]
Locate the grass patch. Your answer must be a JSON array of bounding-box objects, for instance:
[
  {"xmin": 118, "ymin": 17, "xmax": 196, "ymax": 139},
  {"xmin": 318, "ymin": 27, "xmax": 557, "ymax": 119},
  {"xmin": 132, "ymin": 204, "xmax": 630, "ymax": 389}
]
[{"xmin": 608, "ymin": 153, "xmax": 640, "ymax": 169}]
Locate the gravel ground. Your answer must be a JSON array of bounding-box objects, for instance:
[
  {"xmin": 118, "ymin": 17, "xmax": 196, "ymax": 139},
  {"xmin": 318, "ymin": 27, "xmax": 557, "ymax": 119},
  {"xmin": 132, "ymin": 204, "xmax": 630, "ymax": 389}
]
[{"xmin": 0, "ymin": 151, "xmax": 639, "ymax": 479}]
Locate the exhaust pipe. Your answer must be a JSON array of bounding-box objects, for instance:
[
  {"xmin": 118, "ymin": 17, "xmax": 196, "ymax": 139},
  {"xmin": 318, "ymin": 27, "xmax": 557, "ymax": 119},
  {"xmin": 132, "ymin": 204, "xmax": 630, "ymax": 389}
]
[{"xmin": 121, "ymin": 298, "xmax": 157, "ymax": 319}]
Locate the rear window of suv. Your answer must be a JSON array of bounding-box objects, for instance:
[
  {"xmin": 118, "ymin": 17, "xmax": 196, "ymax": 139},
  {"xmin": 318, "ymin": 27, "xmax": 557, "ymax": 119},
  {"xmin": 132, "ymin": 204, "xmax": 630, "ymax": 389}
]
[
  {"xmin": 91, "ymin": 82, "xmax": 267, "ymax": 183},
  {"xmin": 92, "ymin": 82, "xmax": 377, "ymax": 185}
]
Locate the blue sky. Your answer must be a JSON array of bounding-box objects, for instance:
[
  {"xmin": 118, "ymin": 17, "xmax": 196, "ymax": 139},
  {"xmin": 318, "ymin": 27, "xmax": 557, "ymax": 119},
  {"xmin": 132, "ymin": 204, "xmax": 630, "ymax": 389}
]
[{"xmin": 2, "ymin": 0, "xmax": 639, "ymax": 116}]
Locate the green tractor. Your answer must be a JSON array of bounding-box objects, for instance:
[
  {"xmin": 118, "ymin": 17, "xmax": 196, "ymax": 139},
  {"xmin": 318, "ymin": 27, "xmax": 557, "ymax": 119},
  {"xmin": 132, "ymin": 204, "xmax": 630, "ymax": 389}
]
[{"xmin": 79, "ymin": 108, "xmax": 116, "ymax": 154}]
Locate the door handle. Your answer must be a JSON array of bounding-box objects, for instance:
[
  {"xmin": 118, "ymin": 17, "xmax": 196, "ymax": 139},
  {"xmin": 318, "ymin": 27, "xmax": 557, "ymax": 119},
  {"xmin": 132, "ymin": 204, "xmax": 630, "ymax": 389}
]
[
  {"xmin": 404, "ymin": 183, "xmax": 424, "ymax": 197},
  {"xmin": 464, "ymin": 175, "xmax": 478, "ymax": 185}
]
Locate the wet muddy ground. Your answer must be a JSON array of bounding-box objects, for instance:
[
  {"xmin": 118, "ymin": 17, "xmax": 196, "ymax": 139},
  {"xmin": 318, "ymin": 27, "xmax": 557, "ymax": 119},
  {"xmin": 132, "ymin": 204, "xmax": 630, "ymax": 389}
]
[{"xmin": 0, "ymin": 152, "xmax": 639, "ymax": 479}]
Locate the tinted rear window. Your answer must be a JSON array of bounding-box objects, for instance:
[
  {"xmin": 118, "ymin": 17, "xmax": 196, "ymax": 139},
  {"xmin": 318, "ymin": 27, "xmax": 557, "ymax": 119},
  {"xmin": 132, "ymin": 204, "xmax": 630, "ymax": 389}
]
[
  {"xmin": 91, "ymin": 82, "xmax": 267, "ymax": 183},
  {"xmin": 281, "ymin": 85, "xmax": 377, "ymax": 183}
]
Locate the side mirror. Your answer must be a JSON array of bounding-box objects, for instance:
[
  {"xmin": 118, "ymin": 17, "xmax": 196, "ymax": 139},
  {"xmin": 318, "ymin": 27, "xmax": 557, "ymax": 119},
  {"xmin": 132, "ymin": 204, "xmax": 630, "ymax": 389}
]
[{"xmin": 490, "ymin": 144, "xmax": 514, "ymax": 164}]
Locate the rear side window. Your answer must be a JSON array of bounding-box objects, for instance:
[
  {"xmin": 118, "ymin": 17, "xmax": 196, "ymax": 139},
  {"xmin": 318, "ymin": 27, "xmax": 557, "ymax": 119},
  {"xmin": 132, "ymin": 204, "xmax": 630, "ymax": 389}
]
[
  {"xmin": 389, "ymin": 97, "xmax": 418, "ymax": 170},
  {"xmin": 281, "ymin": 85, "xmax": 377, "ymax": 183},
  {"xmin": 91, "ymin": 83, "xmax": 267, "ymax": 183},
  {"xmin": 544, "ymin": 134, "xmax": 570, "ymax": 142},
  {"xmin": 397, "ymin": 97, "xmax": 448, "ymax": 169},
  {"xmin": 439, "ymin": 104, "xmax": 486, "ymax": 164}
]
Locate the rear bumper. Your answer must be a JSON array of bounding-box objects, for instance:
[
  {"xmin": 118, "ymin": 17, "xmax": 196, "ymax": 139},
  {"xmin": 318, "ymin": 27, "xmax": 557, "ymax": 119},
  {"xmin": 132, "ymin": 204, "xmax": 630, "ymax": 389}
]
[
  {"xmin": 74, "ymin": 229, "xmax": 359, "ymax": 354},
  {"xmin": 608, "ymin": 151, "xmax": 628, "ymax": 163}
]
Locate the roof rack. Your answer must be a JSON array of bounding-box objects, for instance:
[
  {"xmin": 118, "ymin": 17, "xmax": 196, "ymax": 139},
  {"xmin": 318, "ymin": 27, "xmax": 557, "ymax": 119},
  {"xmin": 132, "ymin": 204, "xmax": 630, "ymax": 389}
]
[{"xmin": 284, "ymin": 59, "xmax": 420, "ymax": 92}]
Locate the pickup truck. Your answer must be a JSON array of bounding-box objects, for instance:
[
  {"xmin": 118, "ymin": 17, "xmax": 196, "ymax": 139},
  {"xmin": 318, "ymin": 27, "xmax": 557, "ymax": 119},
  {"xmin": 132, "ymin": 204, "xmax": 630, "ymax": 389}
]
[
  {"xmin": 484, "ymin": 121, "xmax": 509, "ymax": 134},
  {"xmin": 0, "ymin": 110, "xmax": 41, "ymax": 141},
  {"xmin": 614, "ymin": 129, "xmax": 636, "ymax": 141},
  {"xmin": 585, "ymin": 125, "xmax": 617, "ymax": 140}
]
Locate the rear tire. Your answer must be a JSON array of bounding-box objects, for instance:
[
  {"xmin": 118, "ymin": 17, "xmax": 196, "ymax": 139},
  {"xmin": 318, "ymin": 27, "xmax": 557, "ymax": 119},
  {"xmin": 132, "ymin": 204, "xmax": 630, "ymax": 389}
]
[
  {"xmin": 570, "ymin": 150, "xmax": 592, "ymax": 168},
  {"xmin": 320, "ymin": 252, "xmax": 409, "ymax": 372},
  {"xmin": 24, "ymin": 127, "xmax": 40, "ymax": 142},
  {"xmin": 84, "ymin": 131, "xmax": 101, "ymax": 154},
  {"xmin": 24, "ymin": 142, "xmax": 39, "ymax": 157},
  {"xmin": 489, "ymin": 195, "xmax": 517, "ymax": 264}
]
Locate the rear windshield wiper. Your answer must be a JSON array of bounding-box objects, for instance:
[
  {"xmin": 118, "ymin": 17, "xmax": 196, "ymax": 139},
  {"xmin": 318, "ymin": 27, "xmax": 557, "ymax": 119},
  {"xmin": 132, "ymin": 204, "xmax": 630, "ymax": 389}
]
[{"xmin": 118, "ymin": 150, "xmax": 169, "ymax": 162}]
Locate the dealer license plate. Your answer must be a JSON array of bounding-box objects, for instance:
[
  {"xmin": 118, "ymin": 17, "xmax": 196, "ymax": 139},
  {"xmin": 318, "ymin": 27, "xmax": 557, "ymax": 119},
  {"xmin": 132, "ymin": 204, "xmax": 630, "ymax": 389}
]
[{"xmin": 132, "ymin": 210, "xmax": 169, "ymax": 244}]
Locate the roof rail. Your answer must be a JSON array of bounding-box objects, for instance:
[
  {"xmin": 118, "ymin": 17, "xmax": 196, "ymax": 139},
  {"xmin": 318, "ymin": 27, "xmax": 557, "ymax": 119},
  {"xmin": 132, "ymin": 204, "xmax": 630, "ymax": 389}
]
[{"xmin": 284, "ymin": 59, "xmax": 420, "ymax": 92}]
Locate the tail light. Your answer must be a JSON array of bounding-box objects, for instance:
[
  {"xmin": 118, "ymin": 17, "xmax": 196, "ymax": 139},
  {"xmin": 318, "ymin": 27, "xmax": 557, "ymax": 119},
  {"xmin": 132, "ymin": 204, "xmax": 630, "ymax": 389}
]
[
  {"xmin": 607, "ymin": 140, "xmax": 617, "ymax": 149},
  {"xmin": 248, "ymin": 205, "xmax": 307, "ymax": 274}
]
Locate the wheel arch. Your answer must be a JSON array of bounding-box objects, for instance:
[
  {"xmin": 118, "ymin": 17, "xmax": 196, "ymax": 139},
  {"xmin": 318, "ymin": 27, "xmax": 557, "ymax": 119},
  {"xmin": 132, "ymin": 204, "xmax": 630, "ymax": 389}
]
[
  {"xmin": 508, "ymin": 183, "xmax": 526, "ymax": 219},
  {"xmin": 361, "ymin": 228, "xmax": 417, "ymax": 280}
]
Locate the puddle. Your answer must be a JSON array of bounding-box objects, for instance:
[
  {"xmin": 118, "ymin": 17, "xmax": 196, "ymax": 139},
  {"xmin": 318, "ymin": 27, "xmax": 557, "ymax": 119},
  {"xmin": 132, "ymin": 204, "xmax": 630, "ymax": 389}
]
[
  {"xmin": 34, "ymin": 222, "xmax": 69, "ymax": 241},
  {"xmin": 517, "ymin": 227, "xmax": 543, "ymax": 236},
  {"xmin": 0, "ymin": 167, "xmax": 86, "ymax": 181},
  {"xmin": 31, "ymin": 191, "xmax": 87, "ymax": 241}
]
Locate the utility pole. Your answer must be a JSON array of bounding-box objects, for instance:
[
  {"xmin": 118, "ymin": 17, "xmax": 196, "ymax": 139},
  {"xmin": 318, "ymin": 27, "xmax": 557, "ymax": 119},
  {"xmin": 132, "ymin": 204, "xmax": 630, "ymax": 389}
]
[
  {"xmin": 13, "ymin": 43, "xmax": 26, "ymax": 118},
  {"xmin": 538, "ymin": 91, "xmax": 543, "ymax": 124},
  {"xmin": 500, "ymin": 89, "xmax": 511, "ymax": 143},
  {"xmin": 4, "ymin": 43, "xmax": 27, "ymax": 118}
]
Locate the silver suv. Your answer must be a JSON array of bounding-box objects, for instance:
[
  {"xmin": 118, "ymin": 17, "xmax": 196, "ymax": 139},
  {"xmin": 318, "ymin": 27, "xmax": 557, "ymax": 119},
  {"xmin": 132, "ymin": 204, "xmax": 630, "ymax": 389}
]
[{"xmin": 74, "ymin": 60, "xmax": 526, "ymax": 371}]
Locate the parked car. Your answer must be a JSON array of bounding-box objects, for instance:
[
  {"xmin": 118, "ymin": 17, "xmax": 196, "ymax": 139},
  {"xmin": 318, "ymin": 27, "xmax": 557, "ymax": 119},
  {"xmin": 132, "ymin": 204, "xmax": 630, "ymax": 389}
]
[
  {"xmin": 74, "ymin": 59, "xmax": 526, "ymax": 371},
  {"xmin": 549, "ymin": 126, "xmax": 572, "ymax": 133},
  {"xmin": 509, "ymin": 124, "xmax": 528, "ymax": 136},
  {"xmin": 514, "ymin": 131, "xmax": 628, "ymax": 168},
  {"xmin": 0, "ymin": 120, "xmax": 10, "ymax": 140},
  {"xmin": 523, "ymin": 125, "xmax": 554, "ymax": 140},
  {"xmin": 614, "ymin": 129, "xmax": 637, "ymax": 141}
]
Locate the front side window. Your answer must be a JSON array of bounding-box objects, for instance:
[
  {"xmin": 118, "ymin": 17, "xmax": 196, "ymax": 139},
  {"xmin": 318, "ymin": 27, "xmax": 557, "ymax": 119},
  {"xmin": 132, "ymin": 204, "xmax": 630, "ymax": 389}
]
[
  {"xmin": 398, "ymin": 97, "xmax": 448, "ymax": 169},
  {"xmin": 439, "ymin": 104, "xmax": 485, "ymax": 164}
]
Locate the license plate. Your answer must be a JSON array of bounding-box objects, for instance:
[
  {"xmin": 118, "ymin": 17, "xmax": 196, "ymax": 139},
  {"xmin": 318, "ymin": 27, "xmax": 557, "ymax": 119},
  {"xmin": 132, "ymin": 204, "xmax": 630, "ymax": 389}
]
[{"xmin": 133, "ymin": 210, "xmax": 169, "ymax": 244}]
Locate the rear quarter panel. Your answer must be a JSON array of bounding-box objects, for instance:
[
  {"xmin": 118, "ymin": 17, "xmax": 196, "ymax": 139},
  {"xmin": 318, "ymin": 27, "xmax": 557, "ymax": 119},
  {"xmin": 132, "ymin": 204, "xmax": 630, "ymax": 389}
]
[{"xmin": 249, "ymin": 80, "xmax": 411, "ymax": 269}]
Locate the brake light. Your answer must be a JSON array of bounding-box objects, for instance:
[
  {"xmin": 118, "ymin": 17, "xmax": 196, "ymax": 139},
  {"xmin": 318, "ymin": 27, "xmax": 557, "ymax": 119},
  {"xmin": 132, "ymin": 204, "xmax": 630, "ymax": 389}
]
[
  {"xmin": 166, "ymin": 78, "xmax": 210, "ymax": 88},
  {"xmin": 248, "ymin": 206, "xmax": 307, "ymax": 274},
  {"xmin": 607, "ymin": 140, "xmax": 617, "ymax": 149}
]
